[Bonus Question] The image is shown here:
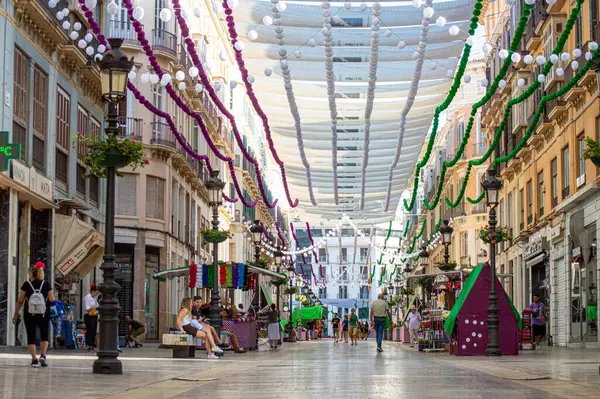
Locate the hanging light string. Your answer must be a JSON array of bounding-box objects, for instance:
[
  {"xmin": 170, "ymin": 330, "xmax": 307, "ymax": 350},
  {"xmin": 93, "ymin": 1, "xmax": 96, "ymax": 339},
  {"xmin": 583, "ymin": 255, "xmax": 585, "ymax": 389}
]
[
  {"xmin": 383, "ymin": 0, "xmax": 434, "ymax": 212},
  {"xmin": 400, "ymin": 0, "xmax": 483, "ymax": 212},
  {"xmin": 446, "ymin": 0, "xmax": 585, "ymax": 209},
  {"xmin": 422, "ymin": 3, "xmax": 533, "ymax": 211}
]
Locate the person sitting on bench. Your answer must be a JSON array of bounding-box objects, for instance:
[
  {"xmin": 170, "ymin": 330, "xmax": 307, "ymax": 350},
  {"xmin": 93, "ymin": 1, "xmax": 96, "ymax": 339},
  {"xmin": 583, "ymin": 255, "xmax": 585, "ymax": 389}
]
[
  {"xmin": 191, "ymin": 296, "xmax": 225, "ymax": 350},
  {"xmin": 124, "ymin": 316, "xmax": 145, "ymax": 348},
  {"xmin": 177, "ymin": 298, "xmax": 222, "ymax": 359}
]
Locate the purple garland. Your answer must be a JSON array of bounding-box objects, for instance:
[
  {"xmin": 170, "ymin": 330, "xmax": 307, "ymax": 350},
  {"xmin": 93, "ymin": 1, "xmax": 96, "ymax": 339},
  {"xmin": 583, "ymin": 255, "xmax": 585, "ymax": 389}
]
[
  {"xmin": 260, "ymin": 221, "xmax": 274, "ymax": 245},
  {"xmin": 221, "ymin": 1, "xmax": 299, "ymax": 208},
  {"xmin": 306, "ymin": 222, "xmax": 325, "ymax": 285},
  {"xmin": 172, "ymin": 0, "xmax": 283, "ymax": 209},
  {"xmin": 121, "ymin": 0, "xmax": 258, "ymax": 207},
  {"xmin": 76, "ymin": 0, "xmax": 247, "ymax": 205},
  {"xmin": 275, "ymin": 221, "xmax": 287, "ymax": 249}
]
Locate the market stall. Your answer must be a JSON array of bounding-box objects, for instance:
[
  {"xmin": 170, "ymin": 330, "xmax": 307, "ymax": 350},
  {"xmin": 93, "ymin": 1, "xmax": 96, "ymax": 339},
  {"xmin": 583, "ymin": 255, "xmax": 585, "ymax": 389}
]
[{"xmin": 444, "ymin": 263, "xmax": 521, "ymax": 356}]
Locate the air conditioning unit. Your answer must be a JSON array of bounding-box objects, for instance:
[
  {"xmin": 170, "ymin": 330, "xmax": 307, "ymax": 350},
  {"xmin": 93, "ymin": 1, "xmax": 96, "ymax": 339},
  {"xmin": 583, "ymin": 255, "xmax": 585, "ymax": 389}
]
[{"xmin": 576, "ymin": 174, "xmax": 586, "ymax": 188}]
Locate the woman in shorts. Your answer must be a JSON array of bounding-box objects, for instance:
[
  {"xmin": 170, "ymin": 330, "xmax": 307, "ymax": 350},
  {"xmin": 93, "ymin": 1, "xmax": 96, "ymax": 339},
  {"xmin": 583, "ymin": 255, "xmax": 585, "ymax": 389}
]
[{"xmin": 176, "ymin": 298, "xmax": 221, "ymax": 359}]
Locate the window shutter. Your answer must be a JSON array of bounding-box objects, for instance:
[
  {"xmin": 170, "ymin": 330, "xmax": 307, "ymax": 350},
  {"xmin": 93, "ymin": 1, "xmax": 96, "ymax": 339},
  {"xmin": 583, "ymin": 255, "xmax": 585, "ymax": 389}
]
[
  {"xmin": 146, "ymin": 176, "xmax": 157, "ymax": 219},
  {"xmin": 117, "ymin": 174, "xmax": 137, "ymax": 216},
  {"xmin": 157, "ymin": 178, "xmax": 165, "ymax": 220}
]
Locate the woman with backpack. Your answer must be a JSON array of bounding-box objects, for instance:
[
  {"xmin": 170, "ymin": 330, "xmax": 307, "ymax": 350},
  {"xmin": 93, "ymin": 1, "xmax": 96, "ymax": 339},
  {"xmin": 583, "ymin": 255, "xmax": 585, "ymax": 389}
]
[
  {"xmin": 12, "ymin": 261, "xmax": 55, "ymax": 367},
  {"xmin": 83, "ymin": 285, "xmax": 99, "ymax": 351}
]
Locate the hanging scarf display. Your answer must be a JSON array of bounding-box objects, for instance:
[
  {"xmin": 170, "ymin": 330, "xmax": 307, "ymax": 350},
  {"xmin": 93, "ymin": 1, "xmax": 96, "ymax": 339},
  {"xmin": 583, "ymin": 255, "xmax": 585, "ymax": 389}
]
[
  {"xmin": 188, "ymin": 263, "xmax": 247, "ymax": 289},
  {"xmin": 189, "ymin": 264, "xmax": 197, "ymax": 289},
  {"xmin": 248, "ymin": 273, "xmax": 257, "ymax": 291}
]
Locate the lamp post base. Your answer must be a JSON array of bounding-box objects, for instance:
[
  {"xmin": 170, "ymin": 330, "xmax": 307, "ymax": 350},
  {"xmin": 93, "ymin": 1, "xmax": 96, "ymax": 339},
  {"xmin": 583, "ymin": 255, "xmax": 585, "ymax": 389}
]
[
  {"xmin": 93, "ymin": 354, "xmax": 122, "ymax": 374},
  {"xmin": 484, "ymin": 347, "xmax": 502, "ymax": 356}
]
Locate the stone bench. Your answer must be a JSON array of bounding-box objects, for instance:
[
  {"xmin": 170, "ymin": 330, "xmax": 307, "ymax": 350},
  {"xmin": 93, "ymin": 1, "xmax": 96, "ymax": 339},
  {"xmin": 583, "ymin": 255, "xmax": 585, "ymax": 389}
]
[{"xmin": 161, "ymin": 333, "xmax": 224, "ymax": 358}]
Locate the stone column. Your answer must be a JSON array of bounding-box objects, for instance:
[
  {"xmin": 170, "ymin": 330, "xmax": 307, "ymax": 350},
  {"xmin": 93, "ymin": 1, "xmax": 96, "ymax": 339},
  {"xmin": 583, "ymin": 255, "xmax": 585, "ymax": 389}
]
[{"xmin": 133, "ymin": 231, "xmax": 146, "ymax": 326}]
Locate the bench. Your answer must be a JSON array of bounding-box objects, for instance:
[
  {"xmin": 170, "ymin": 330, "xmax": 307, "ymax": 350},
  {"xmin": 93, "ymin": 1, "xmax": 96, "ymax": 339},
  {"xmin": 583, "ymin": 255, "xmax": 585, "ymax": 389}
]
[{"xmin": 161, "ymin": 333, "xmax": 224, "ymax": 358}]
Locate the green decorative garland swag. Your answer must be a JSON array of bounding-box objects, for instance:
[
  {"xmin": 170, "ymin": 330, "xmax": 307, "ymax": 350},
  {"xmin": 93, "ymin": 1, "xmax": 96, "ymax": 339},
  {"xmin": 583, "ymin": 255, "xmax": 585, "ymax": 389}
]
[
  {"xmin": 403, "ymin": 0, "xmax": 484, "ymax": 211},
  {"xmin": 423, "ymin": 3, "xmax": 533, "ymax": 210},
  {"xmin": 371, "ymin": 220, "xmax": 393, "ymax": 281},
  {"xmin": 446, "ymin": 0, "xmax": 584, "ymax": 208}
]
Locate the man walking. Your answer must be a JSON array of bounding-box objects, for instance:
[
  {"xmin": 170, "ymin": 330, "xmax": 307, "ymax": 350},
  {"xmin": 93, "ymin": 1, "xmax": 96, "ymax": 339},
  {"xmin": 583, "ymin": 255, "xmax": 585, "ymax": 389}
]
[
  {"xmin": 530, "ymin": 294, "xmax": 546, "ymax": 348},
  {"xmin": 406, "ymin": 306, "xmax": 421, "ymax": 348},
  {"xmin": 331, "ymin": 313, "xmax": 340, "ymax": 343},
  {"xmin": 370, "ymin": 293, "xmax": 391, "ymax": 352},
  {"xmin": 348, "ymin": 308, "xmax": 359, "ymax": 346}
]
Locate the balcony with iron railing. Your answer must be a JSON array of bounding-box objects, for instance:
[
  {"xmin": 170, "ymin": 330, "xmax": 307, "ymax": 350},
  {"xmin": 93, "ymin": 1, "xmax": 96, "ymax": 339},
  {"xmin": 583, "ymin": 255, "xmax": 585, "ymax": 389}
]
[
  {"xmin": 150, "ymin": 121, "xmax": 176, "ymax": 148},
  {"xmin": 178, "ymin": 44, "xmax": 194, "ymax": 73},
  {"xmin": 118, "ymin": 116, "xmax": 143, "ymax": 140},
  {"xmin": 470, "ymin": 201, "xmax": 487, "ymax": 215},
  {"xmin": 152, "ymin": 29, "xmax": 178, "ymax": 58},
  {"xmin": 108, "ymin": 20, "xmax": 142, "ymax": 46}
]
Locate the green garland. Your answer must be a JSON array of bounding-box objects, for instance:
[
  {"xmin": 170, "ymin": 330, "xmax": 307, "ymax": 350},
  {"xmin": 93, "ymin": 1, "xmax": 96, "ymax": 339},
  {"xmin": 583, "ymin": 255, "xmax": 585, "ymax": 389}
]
[
  {"xmin": 446, "ymin": 0, "xmax": 584, "ymax": 208},
  {"xmin": 403, "ymin": 0, "xmax": 483, "ymax": 211},
  {"xmin": 423, "ymin": 3, "xmax": 533, "ymax": 210}
]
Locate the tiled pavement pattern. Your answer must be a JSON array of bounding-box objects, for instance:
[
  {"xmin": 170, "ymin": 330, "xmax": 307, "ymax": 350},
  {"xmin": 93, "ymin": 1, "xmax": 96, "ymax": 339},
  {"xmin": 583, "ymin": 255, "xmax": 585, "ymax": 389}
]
[{"xmin": 0, "ymin": 340, "xmax": 598, "ymax": 398}]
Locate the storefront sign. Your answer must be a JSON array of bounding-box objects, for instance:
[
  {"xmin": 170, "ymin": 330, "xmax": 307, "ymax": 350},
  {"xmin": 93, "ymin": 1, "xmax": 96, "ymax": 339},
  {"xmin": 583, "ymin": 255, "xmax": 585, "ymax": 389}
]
[
  {"xmin": 0, "ymin": 131, "xmax": 21, "ymax": 171},
  {"xmin": 10, "ymin": 160, "xmax": 53, "ymax": 202},
  {"xmin": 548, "ymin": 224, "xmax": 563, "ymax": 241},
  {"xmin": 524, "ymin": 237, "xmax": 545, "ymax": 259}
]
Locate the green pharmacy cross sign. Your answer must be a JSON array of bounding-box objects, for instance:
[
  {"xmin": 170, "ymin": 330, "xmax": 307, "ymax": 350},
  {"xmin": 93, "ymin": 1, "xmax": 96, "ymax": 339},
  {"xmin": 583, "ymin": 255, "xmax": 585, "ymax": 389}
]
[{"xmin": 0, "ymin": 131, "xmax": 21, "ymax": 171}]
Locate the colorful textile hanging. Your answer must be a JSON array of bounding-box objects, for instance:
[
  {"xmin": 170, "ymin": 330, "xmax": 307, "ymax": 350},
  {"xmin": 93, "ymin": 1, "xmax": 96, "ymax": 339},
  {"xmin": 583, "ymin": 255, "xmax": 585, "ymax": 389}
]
[{"xmin": 189, "ymin": 263, "xmax": 247, "ymax": 289}]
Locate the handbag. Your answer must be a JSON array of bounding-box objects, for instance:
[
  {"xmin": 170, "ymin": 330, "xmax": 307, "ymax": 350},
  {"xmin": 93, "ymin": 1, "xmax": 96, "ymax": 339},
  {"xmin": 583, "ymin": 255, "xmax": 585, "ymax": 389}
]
[{"xmin": 88, "ymin": 309, "xmax": 97, "ymax": 317}]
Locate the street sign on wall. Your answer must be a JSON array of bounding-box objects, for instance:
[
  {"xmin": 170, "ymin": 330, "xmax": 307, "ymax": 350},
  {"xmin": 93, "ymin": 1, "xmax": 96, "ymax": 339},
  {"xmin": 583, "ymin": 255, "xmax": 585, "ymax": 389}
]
[{"xmin": 0, "ymin": 131, "xmax": 21, "ymax": 171}]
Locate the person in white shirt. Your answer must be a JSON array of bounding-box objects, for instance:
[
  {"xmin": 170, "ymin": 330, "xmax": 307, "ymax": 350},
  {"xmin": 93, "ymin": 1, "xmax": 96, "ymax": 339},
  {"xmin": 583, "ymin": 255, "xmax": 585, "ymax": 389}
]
[
  {"xmin": 406, "ymin": 307, "xmax": 422, "ymax": 348},
  {"xmin": 83, "ymin": 285, "xmax": 99, "ymax": 351}
]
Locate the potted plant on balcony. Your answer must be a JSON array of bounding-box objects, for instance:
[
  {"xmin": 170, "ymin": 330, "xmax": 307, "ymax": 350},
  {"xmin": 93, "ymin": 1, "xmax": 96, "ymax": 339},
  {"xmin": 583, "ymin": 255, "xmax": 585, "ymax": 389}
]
[
  {"xmin": 478, "ymin": 225, "xmax": 512, "ymax": 244},
  {"xmin": 436, "ymin": 262, "xmax": 458, "ymax": 272},
  {"xmin": 74, "ymin": 132, "xmax": 147, "ymax": 178},
  {"xmin": 583, "ymin": 136, "xmax": 600, "ymax": 167},
  {"xmin": 201, "ymin": 229, "xmax": 232, "ymax": 244}
]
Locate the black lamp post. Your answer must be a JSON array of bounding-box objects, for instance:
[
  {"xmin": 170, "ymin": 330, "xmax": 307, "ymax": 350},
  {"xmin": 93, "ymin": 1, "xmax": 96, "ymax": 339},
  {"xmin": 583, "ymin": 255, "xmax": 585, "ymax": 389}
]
[
  {"xmin": 286, "ymin": 264, "xmax": 295, "ymax": 341},
  {"xmin": 440, "ymin": 219, "xmax": 453, "ymax": 266},
  {"xmin": 418, "ymin": 245, "xmax": 429, "ymax": 306},
  {"xmin": 250, "ymin": 220, "xmax": 264, "ymax": 309},
  {"xmin": 93, "ymin": 38, "xmax": 134, "ymax": 375},
  {"xmin": 482, "ymin": 167, "xmax": 503, "ymax": 356},
  {"xmin": 274, "ymin": 246, "xmax": 284, "ymax": 311},
  {"xmin": 394, "ymin": 274, "xmax": 402, "ymax": 339},
  {"xmin": 206, "ymin": 170, "xmax": 225, "ymax": 336}
]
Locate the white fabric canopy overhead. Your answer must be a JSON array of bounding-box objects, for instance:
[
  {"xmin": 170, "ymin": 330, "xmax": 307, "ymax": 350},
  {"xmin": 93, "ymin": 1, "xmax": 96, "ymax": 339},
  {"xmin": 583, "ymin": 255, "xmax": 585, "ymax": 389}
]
[{"xmin": 233, "ymin": 0, "xmax": 475, "ymax": 223}]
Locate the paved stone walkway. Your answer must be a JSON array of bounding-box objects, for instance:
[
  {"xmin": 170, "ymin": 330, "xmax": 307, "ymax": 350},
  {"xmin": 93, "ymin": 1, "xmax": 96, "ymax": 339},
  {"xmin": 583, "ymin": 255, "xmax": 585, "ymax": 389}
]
[{"xmin": 0, "ymin": 340, "xmax": 598, "ymax": 398}]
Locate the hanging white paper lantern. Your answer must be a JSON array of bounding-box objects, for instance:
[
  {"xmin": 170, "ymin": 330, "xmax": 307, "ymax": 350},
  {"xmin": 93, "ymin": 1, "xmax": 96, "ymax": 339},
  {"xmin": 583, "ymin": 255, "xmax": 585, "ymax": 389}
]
[
  {"xmin": 549, "ymin": 54, "xmax": 559, "ymax": 64},
  {"xmin": 85, "ymin": 0, "xmax": 97, "ymax": 8},
  {"xmin": 308, "ymin": 38, "xmax": 316, "ymax": 47},
  {"xmin": 463, "ymin": 75, "xmax": 471, "ymax": 83},
  {"xmin": 85, "ymin": 46, "xmax": 94, "ymax": 56},
  {"xmin": 511, "ymin": 52, "xmax": 521, "ymax": 63},
  {"xmin": 276, "ymin": 1, "xmax": 287, "ymax": 12},
  {"xmin": 175, "ymin": 71, "xmax": 185, "ymax": 81},
  {"xmin": 150, "ymin": 74, "xmax": 160, "ymax": 84},
  {"xmin": 106, "ymin": 1, "xmax": 119, "ymax": 16},
  {"xmin": 449, "ymin": 25, "xmax": 460, "ymax": 36},
  {"xmin": 413, "ymin": 0, "xmax": 422, "ymax": 7},
  {"xmin": 360, "ymin": 3, "xmax": 368, "ymax": 11},
  {"xmin": 195, "ymin": 83, "xmax": 203, "ymax": 93},
  {"xmin": 535, "ymin": 55, "xmax": 546, "ymax": 65},
  {"xmin": 482, "ymin": 42, "xmax": 491, "ymax": 54},
  {"xmin": 178, "ymin": 82, "xmax": 187, "ymax": 91},
  {"xmin": 429, "ymin": 62, "xmax": 438, "ymax": 70},
  {"xmin": 69, "ymin": 31, "xmax": 79, "ymax": 40},
  {"xmin": 234, "ymin": 41, "xmax": 245, "ymax": 51},
  {"xmin": 498, "ymin": 79, "xmax": 507, "ymax": 88},
  {"xmin": 205, "ymin": 60, "xmax": 215, "ymax": 71},
  {"xmin": 73, "ymin": 22, "xmax": 82, "ymax": 31},
  {"xmin": 160, "ymin": 74, "xmax": 172, "ymax": 86},
  {"xmin": 556, "ymin": 67, "xmax": 564, "ymax": 77},
  {"xmin": 264, "ymin": 68, "xmax": 273, "ymax": 76},
  {"xmin": 263, "ymin": 15, "xmax": 273, "ymax": 25},
  {"xmin": 61, "ymin": 8, "xmax": 69, "ymax": 17},
  {"xmin": 537, "ymin": 74, "xmax": 546, "ymax": 83},
  {"xmin": 128, "ymin": 71, "xmax": 136, "ymax": 80},
  {"xmin": 384, "ymin": 29, "xmax": 392, "ymax": 37},
  {"xmin": 344, "ymin": 1, "xmax": 352, "ymax": 10},
  {"xmin": 573, "ymin": 48, "xmax": 582, "ymax": 58},
  {"xmin": 294, "ymin": 50, "xmax": 302, "ymax": 59},
  {"xmin": 397, "ymin": 40, "xmax": 406, "ymax": 49},
  {"xmin": 590, "ymin": 42, "xmax": 599, "ymax": 51},
  {"xmin": 133, "ymin": 7, "xmax": 145, "ymax": 20},
  {"xmin": 498, "ymin": 49, "xmax": 509, "ymax": 59},
  {"xmin": 85, "ymin": 33, "xmax": 94, "ymax": 43},
  {"xmin": 141, "ymin": 73, "xmax": 150, "ymax": 84},
  {"xmin": 56, "ymin": 11, "xmax": 65, "ymax": 20},
  {"xmin": 230, "ymin": 80, "xmax": 238, "ymax": 89},
  {"xmin": 62, "ymin": 21, "xmax": 71, "ymax": 30},
  {"xmin": 423, "ymin": 7, "xmax": 434, "ymax": 18},
  {"xmin": 248, "ymin": 29, "xmax": 258, "ymax": 41},
  {"xmin": 571, "ymin": 60, "xmax": 580, "ymax": 70},
  {"xmin": 77, "ymin": 39, "xmax": 87, "ymax": 49},
  {"xmin": 48, "ymin": 0, "xmax": 58, "ymax": 8},
  {"xmin": 214, "ymin": 82, "xmax": 221, "ymax": 91},
  {"xmin": 560, "ymin": 52, "xmax": 571, "ymax": 62},
  {"xmin": 585, "ymin": 51, "xmax": 593, "ymax": 61},
  {"xmin": 95, "ymin": 54, "xmax": 103, "ymax": 62},
  {"xmin": 523, "ymin": 54, "xmax": 533, "ymax": 64},
  {"xmin": 159, "ymin": 8, "xmax": 172, "ymax": 22},
  {"xmin": 97, "ymin": 44, "xmax": 106, "ymax": 54},
  {"xmin": 480, "ymin": 78, "xmax": 489, "ymax": 87},
  {"xmin": 189, "ymin": 67, "xmax": 199, "ymax": 78},
  {"xmin": 248, "ymin": 76, "xmax": 255, "ymax": 84},
  {"xmin": 446, "ymin": 69, "xmax": 455, "ymax": 78},
  {"xmin": 517, "ymin": 78, "xmax": 526, "ymax": 88}
]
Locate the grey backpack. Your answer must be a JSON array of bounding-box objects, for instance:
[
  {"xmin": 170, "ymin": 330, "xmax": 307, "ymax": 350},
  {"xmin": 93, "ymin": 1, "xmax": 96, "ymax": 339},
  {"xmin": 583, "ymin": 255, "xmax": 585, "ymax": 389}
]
[{"xmin": 27, "ymin": 280, "xmax": 46, "ymax": 315}]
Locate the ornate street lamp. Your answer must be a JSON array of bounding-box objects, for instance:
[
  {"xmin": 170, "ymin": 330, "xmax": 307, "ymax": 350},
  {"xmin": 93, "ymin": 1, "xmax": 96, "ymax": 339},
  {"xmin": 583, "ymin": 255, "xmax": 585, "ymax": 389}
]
[
  {"xmin": 249, "ymin": 220, "xmax": 263, "ymax": 309},
  {"xmin": 93, "ymin": 38, "xmax": 134, "ymax": 375},
  {"xmin": 439, "ymin": 219, "xmax": 453, "ymax": 266},
  {"xmin": 419, "ymin": 245, "xmax": 429, "ymax": 270},
  {"xmin": 274, "ymin": 246, "xmax": 284, "ymax": 311},
  {"xmin": 206, "ymin": 170, "xmax": 225, "ymax": 336},
  {"xmin": 481, "ymin": 167, "xmax": 503, "ymax": 357},
  {"xmin": 285, "ymin": 264, "xmax": 296, "ymax": 341}
]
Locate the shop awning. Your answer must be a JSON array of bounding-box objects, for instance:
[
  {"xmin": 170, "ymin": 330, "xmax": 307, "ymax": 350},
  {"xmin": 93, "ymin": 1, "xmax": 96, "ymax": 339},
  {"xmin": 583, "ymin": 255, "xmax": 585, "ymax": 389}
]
[
  {"xmin": 55, "ymin": 214, "xmax": 104, "ymax": 277},
  {"xmin": 247, "ymin": 265, "xmax": 286, "ymax": 280}
]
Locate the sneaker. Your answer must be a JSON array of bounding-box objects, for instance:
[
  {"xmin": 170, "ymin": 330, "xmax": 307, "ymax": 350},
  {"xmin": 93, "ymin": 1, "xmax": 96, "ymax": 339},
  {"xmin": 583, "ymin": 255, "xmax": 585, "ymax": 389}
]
[
  {"xmin": 117, "ymin": 348, "xmax": 123, "ymax": 353},
  {"xmin": 377, "ymin": 346, "xmax": 383, "ymax": 352},
  {"xmin": 212, "ymin": 346, "xmax": 224, "ymax": 353},
  {"xmin": 39, "ymin": 355, "xmax": 48, "ymax": 368},
  {"xmin": 207, "ymin": 353, "xmax": 219, "ymax": 359},
  {"xmin": 30, "ymin": 358, "xmax": 39, "ymax": 367}
]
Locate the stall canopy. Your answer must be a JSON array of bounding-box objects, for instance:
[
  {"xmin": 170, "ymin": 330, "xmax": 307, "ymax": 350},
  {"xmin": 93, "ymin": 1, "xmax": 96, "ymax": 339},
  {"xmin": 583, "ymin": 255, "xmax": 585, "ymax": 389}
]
[
  {"xmin": 55, "ymin": 214, "xmax": 104, "ymax": 277},
  {"xmin": 444, "ymin": 263, "xmax": 522, "ymax": 335},
  {"xmin": 291, "ymin": 306, "xmax": 323, "ymax": 324}
]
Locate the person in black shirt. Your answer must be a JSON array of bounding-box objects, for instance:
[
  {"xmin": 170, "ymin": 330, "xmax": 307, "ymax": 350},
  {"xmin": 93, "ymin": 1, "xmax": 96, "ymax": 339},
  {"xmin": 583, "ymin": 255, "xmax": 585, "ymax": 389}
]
[
  {"xmin": 13, "ymin": 262, "xmax": 55, "ymax": 367},
  {"xmin": 192, "ymin": 296, "xmax": 225, "ymax": 350},
  {"xmin": 125, "ymin": 316, "xmax": 145, "ymax": 347},
  {"xmin": 331, "ymin": 313, "xmax": 340, "ymax": 343}
]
